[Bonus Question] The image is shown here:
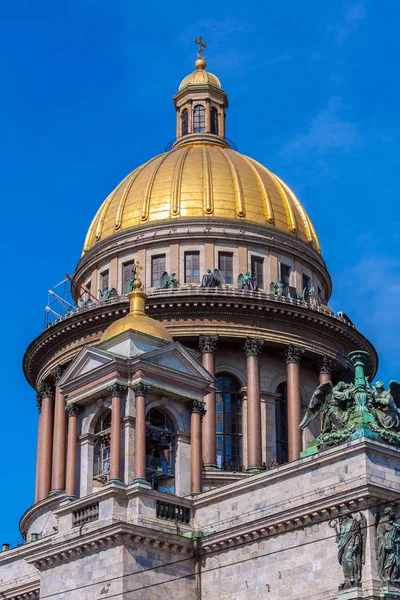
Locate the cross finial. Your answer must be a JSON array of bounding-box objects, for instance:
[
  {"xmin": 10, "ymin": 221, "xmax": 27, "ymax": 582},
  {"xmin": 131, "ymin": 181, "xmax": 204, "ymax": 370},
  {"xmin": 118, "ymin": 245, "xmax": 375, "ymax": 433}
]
[{"xmin": 194, "ymin": 36, "xmax": 207, "ymax": 59}]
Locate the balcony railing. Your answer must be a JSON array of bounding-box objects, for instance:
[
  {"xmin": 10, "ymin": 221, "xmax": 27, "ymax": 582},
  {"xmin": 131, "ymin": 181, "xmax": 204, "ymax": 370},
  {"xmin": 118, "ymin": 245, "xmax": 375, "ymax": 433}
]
[
  {"xmin": 44, "ymin": 284, "xmax": 358, "ymax": 332},
  {"xmin": 156, "ymin": 500, "xmax": 191, "ymax": 524},
  {"xmin": 72, "ymin": 502, "xmax": 99, "ymax": 527}
]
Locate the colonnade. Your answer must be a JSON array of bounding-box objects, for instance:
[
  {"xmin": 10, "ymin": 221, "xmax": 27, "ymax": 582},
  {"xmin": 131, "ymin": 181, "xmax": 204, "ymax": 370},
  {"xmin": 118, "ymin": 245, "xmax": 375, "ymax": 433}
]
[{"xmin": 35, "ymin": 340, "xmax": 334, "ymax": 502}]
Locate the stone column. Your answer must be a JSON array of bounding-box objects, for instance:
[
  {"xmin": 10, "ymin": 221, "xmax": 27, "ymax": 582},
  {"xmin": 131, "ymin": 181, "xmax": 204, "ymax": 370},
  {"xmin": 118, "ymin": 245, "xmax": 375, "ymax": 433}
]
[
  {"xmin": 190, "ymin": 400, "xmax": 206, "ymax": 494},
  {"xmin": 244, "ymin": 338, "xmax": 264, "ymax": 472},
  {"xmin": 132, "ymin": 383, "xmax": 150, "ymax": 483},
  {"xmin": 108, "ymin": 383, "xmax": 125, "ymax": 483},
  {"xmin": 319, "ymin": 355, "xmax": 334, "ymax": 385},
  {"xmin": 51, "ymin": 367, "xmax": 66, "ymax": 494},
  {"xmin": 35, "ymin": 396, "xmax": 43, "ymax": 503},
  {"xmin": 199, "ymin": 335, "xmax": 218, "ymax": 470},
  {"xmin": 285, "ymin": 345, "xmax": 304, "ymax": 461},
  {"xmin": 37, "ymin": 382, "xmax": 55, "ymax": 501},
  {"xmin": 65, "ymin": 404, "xmax": 81, "ymax": 498}
]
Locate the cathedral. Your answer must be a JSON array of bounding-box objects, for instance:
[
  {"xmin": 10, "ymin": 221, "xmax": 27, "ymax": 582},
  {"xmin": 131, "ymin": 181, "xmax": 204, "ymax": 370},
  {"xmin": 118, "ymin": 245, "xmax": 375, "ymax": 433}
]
[{"xmin": 1, "ymin": 40, "xmax": 400, "ymax": 600}]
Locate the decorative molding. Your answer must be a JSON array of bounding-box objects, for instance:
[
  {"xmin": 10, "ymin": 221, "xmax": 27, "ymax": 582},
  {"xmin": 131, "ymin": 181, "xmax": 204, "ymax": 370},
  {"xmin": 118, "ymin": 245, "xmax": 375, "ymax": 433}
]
[
  {"xmin": 37, "ymin": 381, "xmax": 55, "ymax": 400},
  {"xmin": 50, "ymin": 365, "xmax": 64, "ymax": 386},
  {"xmin": 107, "ymin": 383, "xmax": 126, "ymax": 397},
  {"xmin": 199, "ymin": 335, "xmax": 218, "ymax": 354},
  {"xmin": 243, "ymin": 337, "xmax": 264, "ymax": 357},
  {"xmin": 190, "ymin": 399, "xmax": 207, "ymax": 417},
  {"xmin": 319, "ymin": 355, "xmax": 335, "ymax": 375},
  {"xmin": 285, "ymin": 344, "xmax": 304, "ymax": 365},
  {"xmin": 65, "ymin": 403, "xmax": 82, "ymax": 417},
  {"xmin": 132, "ymin": 382, "xmax": 151, "ymax": 398}
]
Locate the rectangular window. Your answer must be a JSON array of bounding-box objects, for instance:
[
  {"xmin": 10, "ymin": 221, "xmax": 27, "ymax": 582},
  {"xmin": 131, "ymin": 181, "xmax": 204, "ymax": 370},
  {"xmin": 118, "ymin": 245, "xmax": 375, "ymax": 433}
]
[
  {"xmin": 280, "ymin": 264, "xmax": 291, "ymax": 287},
  {"xmin": 100, "ymin": 270, "xmax": 109, "ymax": 292},
  {"xmin": 122, "ymin": 261, "xmax": 136, "ymax": 290},
  {"xmin": 251, "ymin": 256, "xmax": 264, "ymax": 289},
  {"xmin": 218, "ymin": 252, "xmax": 233, "ymax": 284},
  {"xmin": 184, "ymin": 251, "xmax": 200, "ymax": 283},
  {"xmin": 151, "ymin": 254, "xmax": 166, "ymax": 287},
  {"xmin": 302, "ymin": 274, "xmax": 311, "ymax": 292}
]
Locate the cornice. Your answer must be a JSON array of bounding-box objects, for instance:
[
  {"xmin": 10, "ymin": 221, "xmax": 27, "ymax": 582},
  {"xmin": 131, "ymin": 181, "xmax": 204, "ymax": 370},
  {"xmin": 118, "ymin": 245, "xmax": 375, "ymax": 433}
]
[{"xmin": 0, "ymin": 580, "xmax": 40, "ymax": 600}]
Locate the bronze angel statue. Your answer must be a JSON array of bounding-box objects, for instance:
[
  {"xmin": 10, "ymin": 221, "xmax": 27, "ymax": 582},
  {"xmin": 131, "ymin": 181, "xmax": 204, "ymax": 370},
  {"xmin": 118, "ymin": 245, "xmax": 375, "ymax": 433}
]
[
  {"xmin": 160, "ymin": 272, "xmax": 178, "ymax": 289},
  {"xmin": 98, "ymin": 286, "xmax": 118, "ymax": 300},
  {"xmin": 329, "ymin": 509, "xmax": 367, "ymax": 590},
  {"xmin": 270, "ymin": 278, "xmax": 285, "ymax": 297},
  {"xmin": 238, "ymin": 272, "xmax": 258, "ymax": 291},
  {"xmin": 201, "ymin": 269, "xmax": 224, "ymax": 288},
  {"xmin": 371, "ymin": 381, "xmax": 400, "ymax": 431},
  {"xmin": 300, "ymin": 381, "xmax": 352, "ymax": 434}
]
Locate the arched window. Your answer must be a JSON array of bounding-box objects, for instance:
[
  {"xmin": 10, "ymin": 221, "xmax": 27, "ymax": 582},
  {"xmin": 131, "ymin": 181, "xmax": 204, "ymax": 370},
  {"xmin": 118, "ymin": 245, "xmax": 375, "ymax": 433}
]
[
  {"xmin": 216, "ymin": 374, "xmax": 242, "ymax": 471},
  {"xmin": 193, "ymin": 105, "xmax": 205, "ymax": 133},
  {"xmin": 93, "ymin": 410, "xmax": 111, "ymax": 480},
  {"xmin": 275, "ymin": 383, "xmax": 288, "ymax": 464},
  {"xmin": 146, "ymin": 408, "xmax": 176, "ymax": 491},
  {"xmin": 181, "ymin": 109, "xmax": 188, "ymax": 136},
  {"xmin": 210, "ymin": 107, "xmax": 219, "ymax": 135}
]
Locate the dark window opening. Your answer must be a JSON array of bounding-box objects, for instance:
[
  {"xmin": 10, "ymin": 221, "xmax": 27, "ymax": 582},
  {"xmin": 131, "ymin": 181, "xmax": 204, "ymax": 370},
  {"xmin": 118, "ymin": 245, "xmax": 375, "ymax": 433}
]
[
  {"xmin": 181, "ymin": 109, "xmax": 188, "ymax": 136},
  {"xmin": 280, "ymin": 264, "xmax": 291, "ymax": 288},
  {"xmin": 99, "ymin": 270, "xmax": 109, "ymax": 292},
  {"xmin": 302, "ymin": 274, "xmax": 311, "ymax": 292},
  {"xmin": 251, "ymin": 256, "xmax": 264, "ymax": 289},
  {"xmin": 94, "ymin": 410, "xmax": 111, "ymax": 479},
  {"xmin": 146, "ymin": 408, "xmax": 176, "ymax": 491},
  {"xmin": 184, "ymin": 251, "xmax": 200, "ymax": 283},
  {"xmin": 122, "ymin": 261, "xmax": 136, "ymax": 292},
  {"xmin": 193, "ymin": 105, "xmax": 205, "ymax": 133},
  {"xmin": 275, "ymin": 383, "xmax": 288, "ymax": 464},
  {"xmin": 210, "ymin": 107, "xmax": 219, "ymax": 134},
  {"xmin": 151, "ymin": 254, "xmax": 166, "ymax": 287},
  {"xmin": 218, "ymin": 252, "xmax": 233, "ymax": 284},
  {"xmin": 216, "ymin": 374, "xmax": 242, "ymax": 471}
]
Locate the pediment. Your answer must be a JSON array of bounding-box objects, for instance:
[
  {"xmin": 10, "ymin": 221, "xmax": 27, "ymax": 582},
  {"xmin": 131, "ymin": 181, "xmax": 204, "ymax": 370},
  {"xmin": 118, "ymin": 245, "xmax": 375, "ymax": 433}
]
[
  {"xmin": 144, "ymin": 343, "xmax": 215, "ymax": 382},
  {"xmin": 97, "ymin": 329, "xmax": 167, "ymax": 359},
  {"xmin": 58, "ymin": 347, "xmax": 115, "ymax": 386}
]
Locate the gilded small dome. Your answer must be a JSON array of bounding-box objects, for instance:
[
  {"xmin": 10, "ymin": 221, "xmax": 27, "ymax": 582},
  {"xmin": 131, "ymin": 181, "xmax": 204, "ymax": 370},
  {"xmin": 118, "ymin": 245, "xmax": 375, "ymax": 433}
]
[
  {"xmin": 179, "ymin": 69, "xmax": 221, "ymax": 90},
  {"xmin": 83, "ymin": 142, "xmax": 321, "ymax": 254}
]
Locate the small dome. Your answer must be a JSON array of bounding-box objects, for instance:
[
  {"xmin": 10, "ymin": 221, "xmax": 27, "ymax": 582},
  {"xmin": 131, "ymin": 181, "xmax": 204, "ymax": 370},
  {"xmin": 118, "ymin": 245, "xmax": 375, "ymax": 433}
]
[
  {"xmin": 83, "ymin": 143, "xmax": 321, "ymax": 254},
  {"xmin": 179, "ymin": 69, "xmax": 221, "ymax": 90}
]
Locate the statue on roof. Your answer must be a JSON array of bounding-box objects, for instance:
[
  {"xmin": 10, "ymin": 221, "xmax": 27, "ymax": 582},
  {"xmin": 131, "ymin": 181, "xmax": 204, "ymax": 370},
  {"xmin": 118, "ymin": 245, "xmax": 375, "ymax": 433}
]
[
  {"xmin": 371, "ymin": 382, "xmax": 400, "ymax": 431},
  {"xmin": 98, "ymin": 287, "xmax": 118, "ymax": 300},
  {"xmin": 270, "ymin": 278, "xmax": 285, "ymax": 297},
  {"xmin": 300, "ymin": 381, "xmax": 351, "ymax": 435},
  {"xmin": 238, "ymin": 272, "xmax": 258, "ymax": 291},
  {"xmin": 160, "ymin": 272, "xmax": 178, "ymax": 289},
  {"xmin": 124, "ymin": 260, "xmax": 143, "ymax": 294},
  {"xmin": 201, "ymin": 269, "xmax": 224, "ymax": 288}
]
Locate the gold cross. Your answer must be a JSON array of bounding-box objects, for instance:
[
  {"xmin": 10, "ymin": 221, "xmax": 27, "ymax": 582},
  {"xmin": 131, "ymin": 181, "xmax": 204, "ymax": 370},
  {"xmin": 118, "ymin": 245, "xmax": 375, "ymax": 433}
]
[{"xmin": 194, "ymin": 36, "xmax": 207, "ymax": 58}]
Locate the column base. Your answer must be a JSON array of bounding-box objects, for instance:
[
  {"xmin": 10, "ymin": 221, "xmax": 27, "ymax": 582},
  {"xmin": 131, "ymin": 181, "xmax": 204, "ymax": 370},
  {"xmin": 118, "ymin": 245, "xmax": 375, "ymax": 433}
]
[
  {"xmin": 106, "ymin": 478, "xmax": 125, "ymax": 486},
  {"xmin": 203, "ymin": 464, "xmax": 219, "ymax": 471},
  {"xmin": 246, "ymin": 466, "xmax": 264, "ymax": 474},
  {"xmin": 49, "ymin": 489, "xmax": 65, "ymax": 496},
  {"xmin": 131, "ymin": 477, "xmax": 149, "ymax": 485}
]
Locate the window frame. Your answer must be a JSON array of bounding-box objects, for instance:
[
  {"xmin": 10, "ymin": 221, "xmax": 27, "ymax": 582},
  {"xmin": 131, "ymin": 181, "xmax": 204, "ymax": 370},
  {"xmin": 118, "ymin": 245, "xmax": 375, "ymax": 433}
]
[
  {"xmin": 181, "ymin": 109, "xmax": 188, "ymax": 136},
  {"xmin": 275, "ymin": 383, "xmax": 288, "ymax": 465},
  {"xmin": 184, "ymin": 251, "xmax": 200, "ymax": 284},
  {"xmin": 216, "ymin": 373, "xmax": 242, "ymax": 471},
  {"xmin": 151, "ymin": 254, "xmax": 166, "ymax": 287},
  {"xmin": 193, "ymin": 104, "xmax": 205, "ymax": 133},
  {"xmin": 210, "ymin": 107, "xmax": 219, "ymax": 135},
  {"xmin": 251, "ymin": 256, "xmax": 264, "ymax": 289},
  {"xmin": 218, "ymin": 252, "xmax": 234, "ymax": 284},
  {"xmin": 99, "ymin": 269, "xmax": 109, "ymax": 292}
]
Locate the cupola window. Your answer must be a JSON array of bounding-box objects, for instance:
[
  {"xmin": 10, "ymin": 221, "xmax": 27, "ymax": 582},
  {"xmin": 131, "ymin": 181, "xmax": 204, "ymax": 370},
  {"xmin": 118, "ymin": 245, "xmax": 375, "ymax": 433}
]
[
  {"xmin": 210, "ymin": 107, "xmax": 219, "ymax": 135},
  {"xmin": 181, "ymin": 109, "xmax": 188, "ymax": 136},
  {"xmin": 280, "ymin": 264, "xmax": 291, "ymax": 289},
  {"xmin": 184, "ymin": 251, "xmax": 200, "ymax": 283},
  {"xmin": 151, "ymin": 254, "xmax": 166, "ymax": 287},
  {"xmin": 216, "ymin": 374, "xmax": 242, "ymax": 471},
  {"xmin": 99, "ymin": 269, "xmax": 109, "ymax": 293},
  {"xmin": 93, "ymin": 410, "xmax": 112, "ymax": 480},
  {"xmin": 193, "ymin": 105, "xmax": 205, "ymax": 133},
  {"xmin": 251, "ymin": 256, "xmax": 264, "ymax": 289},
  {"xmin": 275, "ymin": 383, "xmax": 288, "ymax": 464},
  {"xmin": 218, "ymin": 252, "xmax": 233, "ymax": 284}
]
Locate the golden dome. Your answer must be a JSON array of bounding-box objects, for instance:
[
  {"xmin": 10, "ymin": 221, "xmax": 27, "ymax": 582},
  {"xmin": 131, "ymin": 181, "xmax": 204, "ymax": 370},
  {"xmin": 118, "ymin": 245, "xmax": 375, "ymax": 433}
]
[
  {"xmin": 101, "ymin": 283, "xmax": 173, "ymax": 343},
  {"xmin": 179, "ymin": 68, "xmax": 221, "ymax": 90},
  {"xmin": 83, "ymin": 142, "xmax": 321, "ymax": 254}
]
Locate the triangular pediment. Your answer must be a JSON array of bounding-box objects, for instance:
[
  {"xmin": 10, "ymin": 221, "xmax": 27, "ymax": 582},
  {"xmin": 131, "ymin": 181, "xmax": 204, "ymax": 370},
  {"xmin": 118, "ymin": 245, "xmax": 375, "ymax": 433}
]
[
  {"xmin": 143, "ymin": 342, "xmax": 215, "ymax": 383},
  {"xmin": 58, "ymin": 346, "xmax": 115, "ymax": 386},
  {"xmin": 97, "ymin": 329, "xmax": 167, "ymax": 359}
]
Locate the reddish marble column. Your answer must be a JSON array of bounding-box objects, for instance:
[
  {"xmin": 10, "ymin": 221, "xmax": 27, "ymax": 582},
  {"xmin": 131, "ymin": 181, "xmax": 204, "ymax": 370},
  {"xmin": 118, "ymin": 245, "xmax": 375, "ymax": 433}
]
[
  {"xmin": 51, "ymin": 367, "xmax": 66, "ymax": 493},
  {"xmin": 65, "ymin": 404, "xmax": 81, "ymax": 497},
  {"xmin": 285, "ymin": 345, "xmax": 304, "ymax": 462},
  {"xmin": 190, "ymin": 400, "xmax": 206, "ymax": 494},
  {"xmin": 244, "ymin": 338, "xmax": 264, "ymax": 472},
  {"xmin": 35, "ymin": 396, "xmax": 43, "ymax": 503},
  {"xmin": 108, "ymin": 383, "xmax": 125, "ymax": 482},
  {"xmin": 37, "ymin": 383, "xmax": 55, "ymax": 501},
  {"xmin": 199, "ymin": 335, "xmax": 218, "ymax": 469},
  {"xmin": 133, "ymin": 383, "xmax": 150, "ymax": 483}
]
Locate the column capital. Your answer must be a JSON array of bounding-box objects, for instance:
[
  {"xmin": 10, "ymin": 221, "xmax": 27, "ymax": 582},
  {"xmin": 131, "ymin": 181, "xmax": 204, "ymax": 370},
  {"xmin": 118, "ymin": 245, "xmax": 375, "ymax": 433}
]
[
  {"xmin": 65, "ymin": 403, "xmax": 82, "ymax": 417},
  {"xmin": 50, "ymin": 365, "xmax": 64, "ymax": 386},
  {"xmin": 37, "ymin": 381, "xmax": 55, "ymax": 400},
  {"xmin": 285, "ymin": 344, "xmax": 304, "ymax": 365},
  {"xmin": 107, "ymin": 383, "xmax": 126, "ymax": 397},
  {"xmin": 132, "ymin": 382, "xmax": 151, "ymax": 398},
  {"xmin": 244, "ymin": 338, "xmax": 264, "ymax": 357},
  {"xmin": 318, "ymin": 355, "xmax": 335, "ymax": 375},
  {"xmin": 190, "ymin": 400, "xmax": 207, "ymax": 418},
  {"xmin": 199, "ymin": 335, "xmax": 218, "ymax": 354}
]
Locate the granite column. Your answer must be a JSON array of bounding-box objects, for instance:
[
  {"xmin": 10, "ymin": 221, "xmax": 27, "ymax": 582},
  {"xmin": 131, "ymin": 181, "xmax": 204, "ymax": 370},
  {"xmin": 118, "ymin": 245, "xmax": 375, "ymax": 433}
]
[
  {"xmin": 199, "ymin": 335, "xmax": 218, "ymax": 470},
  {"xmin": 244, "ymin": 338, "xmax": 264, "ymax": 472},
  {"xmin": 285, "ymin": 345, "xmax": 304, "ymax": 461}
]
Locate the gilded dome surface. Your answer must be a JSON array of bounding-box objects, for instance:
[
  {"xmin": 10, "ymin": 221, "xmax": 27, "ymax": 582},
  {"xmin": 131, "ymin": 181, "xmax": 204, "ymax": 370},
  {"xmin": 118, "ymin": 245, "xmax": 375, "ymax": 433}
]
[
  {"xmin": 83, "ymin": 142, "xmax": 321, "ymax": 254},
  {"xmin": 179, "ymin": 68, "xmax": 221, "ymax": 90}
]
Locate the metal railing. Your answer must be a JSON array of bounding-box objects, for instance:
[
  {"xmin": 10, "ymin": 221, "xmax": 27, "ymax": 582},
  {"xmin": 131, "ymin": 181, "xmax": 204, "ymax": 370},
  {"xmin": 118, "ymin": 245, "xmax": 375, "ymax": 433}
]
[
  {"xmin": 156, "ymin": 500, "xmax": 191, "ymax": 524},
  {"xmin": 72, "ymin": 502, "xmax": 99, "ymax": 527}
]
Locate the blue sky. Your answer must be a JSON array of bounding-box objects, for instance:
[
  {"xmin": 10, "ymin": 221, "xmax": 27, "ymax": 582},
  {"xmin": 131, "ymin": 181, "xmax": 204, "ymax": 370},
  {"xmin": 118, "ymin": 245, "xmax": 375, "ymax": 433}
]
[{"xmin": 1, "ymin": 1, "xmax": 399, "ymax": 543}]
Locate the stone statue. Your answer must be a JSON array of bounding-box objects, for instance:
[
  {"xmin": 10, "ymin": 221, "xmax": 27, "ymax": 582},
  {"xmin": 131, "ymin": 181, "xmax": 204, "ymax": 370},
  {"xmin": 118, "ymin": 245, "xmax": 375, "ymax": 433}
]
[
  {"xmin": 98, "ymin": 286, "xmax": 118, "ymax": 300},
  {"xmin": 238, "ymin": 272, "xmax": 258, "ymax": 291},
  {"xmin": 329, "ymin": 509, "xmax": 366, "ymax": 590},
  {"xmin": 300, "ymin": 381, "xmax": 351, "ymax": 435},
  {"xmin": 270, "ymin": 278, "xmax": 284, "ymax": 296},
  {"xmin": 371, "ymin": 382, "xmax": 400, "ymax": 431},
  {"xmin": 201, "ymin": 269, "xmax": 224, "ymax": 288},
  {"xmin": 160, "ymin": 271, "xmax": 178, "ymax": 289},
  {"xmin": 375, "ymin": 507, "xmax": 400, "ymax": 585}
]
